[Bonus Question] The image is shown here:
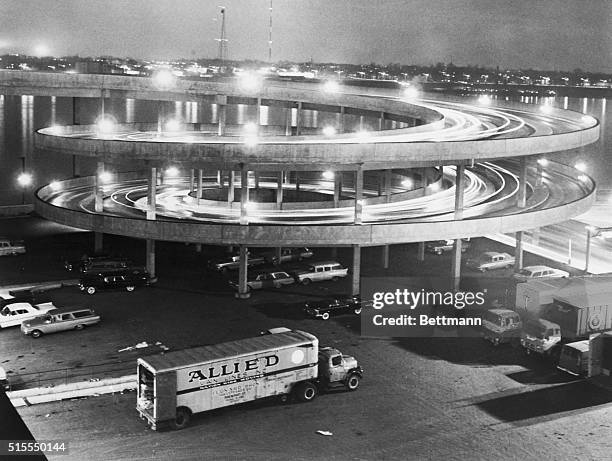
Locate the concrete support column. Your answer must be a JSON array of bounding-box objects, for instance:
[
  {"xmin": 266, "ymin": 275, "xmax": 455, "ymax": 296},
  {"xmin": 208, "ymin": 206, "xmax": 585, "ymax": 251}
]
[
  {"xmin": 100, "ymin": 90, "xmax": 105, "ymax": 116},
  {"xmin": 256, "ymin": 98, "xmax": 262, "ymax": 129},
  {"xmin": 217, "ymin": 170, "xmax": 222, "ymax": 187},
  {"xmin": 378, "ymin": 111, "xmax": 384, "ymax": 131},
  {"xmin": 451, "ymin": 164, "xmax": 466, "ymax": 290},
  {"xmin": 254, "ymin": 171, "xmax": 260, "ymax": 189},
  {"xmin": 189, "ymin": 169, "xmax": 195, "ymax": 193},
  {"xmin": 514, "ymin": 231, "xmax": 524, "ymax": 272},
  {"xmin": 147, "ymin": 167, "xmax": 157, "ymax": 220},
  {"xmin": 339, "ymin": 106, "xmax": 345, "ymax": 133},
  {"xmin": 359, "ymin": 115, "xmax": 365, "ymax": 131},
  {"xmin": 354, "ymin": 167, "xmax": 363, "ymax": 225},
  {"xmin": 334, "ymin": 173, "xmax": 342, "ymax": 207},
  {"xmin": 331, "ymin": 247, "xmax": 338, "ymax": 259},
  {"xmin": 196, "ymin": 169, "xmax": 203, "ymax": 204},
  {"xmin": 295, "ymin": 171, "xmax": 300, "ymax": 195},
  {"xmin": 517, "ymin": 156, "xmax": 527, "ymax": 208},
  {"xmin": 454, "ymin": 164, "xmax": 465, "ymax": 220},
  {"xmin": 72, "ymin": 97, "xmax": 80, "ymax": 177},
  {"xmin": 216, "ymin": 95, "xmax": 227, "ymax": 136},
  {"xmin": 276, "ymin": 171, "xmax": 283, "ymax": 209},
  {"xmin": 382, "ymin": 245, "xmax": 390, "ymax": 269},
  {"xmin": 451, "ymin": 239, "xmax": 463, "ymax": 291},
  {"xmin": 536, "ymin": 160, "xmax": 544, "ymax": 187},
  {"xmin": 146, "ymin": 239, "xmax": 156, "ymax": 278},
  {"xmin": 236, "ymin": 245, "xmax": 251, "ymax": 299},
  {"xmin": 94, "ymin": 232, "xmax": 103, "ymax": 253},
  {"xmin": 351, "ymin": 245, "xmax": 361, "ymax": 296},
  {"xmin": 378, "ymin": 172, "xmax": 383, "ymax": 196},
  {"xmin": 195, "ymin": 244, "xmax": 202, "ymax": 253},
  {"xmin": 228, "ymin": 170, "xmax": 235, "ymax": 204},
  {"xmin": 385, "ymin": 170, "xmax": 392, "ymax": 203},
  {"xmin": 285, "ymin": 107, "xmax": 292, "ymax": 136},
  {"xmin": 275, "ymin": 247, "xmax": 282, "ymax": 265},
  {"xmin": 94, "ymin": 161, "xmax": 105, "ymax": 213},
  {"xmin": 417, "ymin": 242, "xmax": 425, "ymax": 262},
  {"xmin": 240, "ymin": 165, "xmax": 249, "ymax": 225},
  {"xmin": 296, "ymin": 102, "xmax": 303, "ymax": 136}
]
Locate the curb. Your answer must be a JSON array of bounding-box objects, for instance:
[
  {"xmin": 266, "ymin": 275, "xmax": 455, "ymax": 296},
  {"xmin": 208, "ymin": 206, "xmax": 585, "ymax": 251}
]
[{"xmin": 8, "ymin": 375, "xmax": 137, "ymax": 407}]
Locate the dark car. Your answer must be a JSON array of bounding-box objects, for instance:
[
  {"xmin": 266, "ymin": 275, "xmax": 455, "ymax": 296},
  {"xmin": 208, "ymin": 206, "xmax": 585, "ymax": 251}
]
[
  {"xmin": 304, "ymin": 295, "xmax": 372, "ymax": 320},
  {"xmin": 79, "ymin": 268, "xmax": 150, "ymax": 295},
  {"xmin": 425, "ymin": 239, "xmax": 471, "ymax": 255},
  {"xmin": 64, "ymin": 253, "xmax": 129, "ymax": 272}
]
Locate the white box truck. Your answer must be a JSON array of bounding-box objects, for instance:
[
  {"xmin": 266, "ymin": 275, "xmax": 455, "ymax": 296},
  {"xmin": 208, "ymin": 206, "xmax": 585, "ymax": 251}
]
[{"xmin": 136, "ymin": 328, "xmax": 363, "ymax": 430}]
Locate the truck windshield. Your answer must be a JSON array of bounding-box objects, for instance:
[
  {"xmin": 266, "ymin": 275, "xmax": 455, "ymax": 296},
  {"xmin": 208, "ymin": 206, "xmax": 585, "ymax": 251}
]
[{"xmin": 524, "ymin": 321, "xmax": 546, "ymax": 338}]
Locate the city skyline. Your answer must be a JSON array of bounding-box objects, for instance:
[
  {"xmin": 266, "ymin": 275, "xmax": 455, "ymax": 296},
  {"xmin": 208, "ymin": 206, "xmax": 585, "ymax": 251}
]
[{"xmin": 0, "ymin": 0, "xmax": 610, "ymax": 73}]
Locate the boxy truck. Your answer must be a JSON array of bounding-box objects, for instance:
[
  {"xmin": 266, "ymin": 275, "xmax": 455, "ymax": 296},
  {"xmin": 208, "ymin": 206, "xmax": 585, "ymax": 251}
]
[
  {"xmin": 519, "ymin": 281, "xmax": 612, "ymax": 374},
  {"xmin": 136, "ymin": 328, "xmax": 363, "ymax": 430}
]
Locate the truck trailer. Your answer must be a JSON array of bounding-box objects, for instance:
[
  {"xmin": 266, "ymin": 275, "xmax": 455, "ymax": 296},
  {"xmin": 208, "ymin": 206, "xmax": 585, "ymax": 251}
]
[
  {"xmin": 520, "ymin": 280, "xmax": 612, "ymax": 374},
  {"xmin": 136, "ymin": 328, "xmax": 363, "ymax": 430}
]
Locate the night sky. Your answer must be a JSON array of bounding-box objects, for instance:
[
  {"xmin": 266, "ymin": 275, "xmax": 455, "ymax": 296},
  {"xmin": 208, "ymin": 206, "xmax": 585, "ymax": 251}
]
[{"xmin": 0, "ymin": 0, "xmax": 610, "ymax": 72}]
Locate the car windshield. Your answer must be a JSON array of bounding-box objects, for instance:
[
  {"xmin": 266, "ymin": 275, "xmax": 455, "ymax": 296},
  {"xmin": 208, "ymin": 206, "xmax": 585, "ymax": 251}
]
[{"xmin": 519, "ymin": 269, "xmax": 534, "ymax": 276}]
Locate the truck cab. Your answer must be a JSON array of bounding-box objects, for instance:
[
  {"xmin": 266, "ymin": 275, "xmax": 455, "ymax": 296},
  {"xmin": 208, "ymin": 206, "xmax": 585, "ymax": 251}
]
[
  {"xmin": 520, "ymin": 319, "xmax": 562, "ymax": 355},
  {"xmin": 557, "ymin": 340, "xmax": 590, "ymax": 376},
  {"xmin": 481, "ymin": 308, "xmax": 523, "ymax": 346},
  {"xmin": 317, "ymin": 347, "xmax": 362, "ymax": 390}
]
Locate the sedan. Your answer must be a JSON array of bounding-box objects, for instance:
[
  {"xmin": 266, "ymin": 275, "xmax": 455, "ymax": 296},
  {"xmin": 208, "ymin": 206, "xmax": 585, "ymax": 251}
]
[
  {"xmin": 304, "ymin": 296, "xmax": 371, "ymax": 320},
  {"xmin": 513, "ymin": 265, "xmax": 570, "ymax": 282},
  {"xmin": 230, "ymin": 271, "xmax": 295, "ymax": 291}
]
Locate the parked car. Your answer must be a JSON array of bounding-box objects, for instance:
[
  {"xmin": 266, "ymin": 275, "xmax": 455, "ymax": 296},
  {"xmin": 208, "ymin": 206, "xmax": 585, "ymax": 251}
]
[
  {"xmin": 229, "ymin": 271, "xmax": 295, "ymax": 291},
  {"xmin": 0, "ymin": 238, "xmax": 26, "ymax": 256},
  {"xmin": 293, "ymin": 261, "xmax": 349, "ymax": 285},
  {"xmin": 0, "ymin": 302, "xmax": 57, "ymax": 328},
  {"xmin": 79, "ymin": 268, "xmax": 150, "ymax": 295},
  {"xmin": 425, "ymin": 239, "xmax": 470, "ymax": 255},
  {"xmin": 64, "ymin": 253, "xmax": 130, "ymax": 273},
  {"xmin": 466, "ymin": 252, "xmax": 515, "ymax": 271},
  {"xmin": 513, "ymin": 265, "xmax": 569, "ymax": 282},
  {"xmin": 262, "ymin": 247, "xmax": 314, "ymax": 264},
  {"xmin": 208, "ymin": 252, "xmax": 267, "ymax": 273},
  {"xmin": 304, "ymin": 295, "xmax": 371, "ymax": 320},
  {"xmin": 21, "ymin": 307, "xmax": 100, "ymax": 338},
  {"xmin": 64, "ymin": 253, "xmax": 112, "ymax": 271}
]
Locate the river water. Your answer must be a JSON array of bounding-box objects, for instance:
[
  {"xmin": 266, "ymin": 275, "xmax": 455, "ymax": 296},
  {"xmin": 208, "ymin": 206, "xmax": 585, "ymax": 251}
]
[{"xmin": 0, "ymin": 91, "xmax": 609, "ymax": 209}]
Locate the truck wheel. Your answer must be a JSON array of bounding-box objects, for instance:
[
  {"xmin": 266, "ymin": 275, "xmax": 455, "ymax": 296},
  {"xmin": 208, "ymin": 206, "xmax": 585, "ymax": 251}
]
[
  {"xmin": 86, "ymin": 286, "xmax": 96, "ymax": 295},
  {"xmin": 31, "ymin": 330, "xmax": 42, "ymax": 338},
  {"xmin": 279, "ymin": 394, "xmax": 291, "ymax": 404},
  {"xmin": 171, "ymin": 407, "xmax": 191, "ymax": 430},
  {"xmin": 321, "ymin": 312, "xmax": 330, "ymax": 320},
  {"xmin": 295, "ymin": 382, "xmax": 318, "ymax": 402},
  {"xmin": 346, "ymin": 373, "xmax": 360, "ymax": 391},
  {"xmin": 126, "ymin": 285, "xmax": 135, "ymax": 292},
  {"xmin": 302, "ymin": 278, "xmax": 311, "ymax": 285}
]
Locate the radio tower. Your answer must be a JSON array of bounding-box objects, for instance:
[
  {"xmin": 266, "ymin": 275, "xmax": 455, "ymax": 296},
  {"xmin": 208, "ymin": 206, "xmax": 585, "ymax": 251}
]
[
  {"xmin": 268, "ymin": 0, "xmax": 273, "ymax": 62},
  {"xmin": 216, "ymin": 6, "xmax": 228, "ymax": 63}
]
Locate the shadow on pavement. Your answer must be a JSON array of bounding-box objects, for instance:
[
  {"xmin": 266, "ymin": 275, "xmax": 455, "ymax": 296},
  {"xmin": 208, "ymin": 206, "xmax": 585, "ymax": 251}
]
[{"xmin": 477, "ymin": 380, "xmax": 612, "ymax": 425}]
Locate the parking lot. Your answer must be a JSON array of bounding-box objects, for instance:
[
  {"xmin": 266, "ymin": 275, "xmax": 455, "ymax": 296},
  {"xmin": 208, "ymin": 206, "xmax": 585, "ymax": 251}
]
[{"xmin": 1, "ymin": 216, "xmax": 608, "ymax": 460}]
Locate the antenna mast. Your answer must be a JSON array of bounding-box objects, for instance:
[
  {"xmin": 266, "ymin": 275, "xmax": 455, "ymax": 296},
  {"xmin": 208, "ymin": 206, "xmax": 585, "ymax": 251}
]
[{"xmin": 216, "ymin": 6, "xmax": 228, "ymax": 62}]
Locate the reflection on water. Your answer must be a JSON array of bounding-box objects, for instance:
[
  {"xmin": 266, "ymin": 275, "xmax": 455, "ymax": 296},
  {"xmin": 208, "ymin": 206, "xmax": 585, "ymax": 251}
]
[{"xmin": 0, "ymin": 92, "xmax": 609, "ymax": 206}]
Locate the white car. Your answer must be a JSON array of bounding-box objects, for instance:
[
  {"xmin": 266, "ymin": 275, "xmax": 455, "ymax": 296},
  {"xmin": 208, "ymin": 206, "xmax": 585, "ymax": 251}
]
[
  {"xmin": 0, "ymin": 239, "xmax": 26, "ymax": 256},
  {"xmin": 513, "ymin": 265, "xmax": 570, "ymax": 282},
  {"xmin": 0, "ymin": 302, "xmax": 57, "ymax": 328}
]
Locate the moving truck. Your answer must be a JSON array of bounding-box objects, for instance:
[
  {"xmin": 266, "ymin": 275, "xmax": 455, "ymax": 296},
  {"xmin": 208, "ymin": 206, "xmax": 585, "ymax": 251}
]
[
  {"xmin": 136, "ymin": 328, "xmax": 363, "ymax": 430},
  {"xmin": 520, "ymin": 284, "xmax": 612, "ymax": 370}
]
